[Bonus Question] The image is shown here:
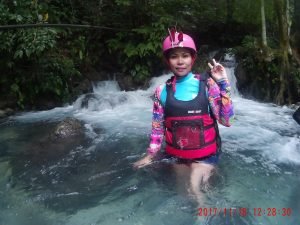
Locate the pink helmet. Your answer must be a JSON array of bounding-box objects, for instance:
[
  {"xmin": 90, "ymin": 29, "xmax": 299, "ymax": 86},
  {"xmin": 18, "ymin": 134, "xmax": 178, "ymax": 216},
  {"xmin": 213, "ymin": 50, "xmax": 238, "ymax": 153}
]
[{"xmin": 162, "ymin": 28, "xmax": 197, "ymax": 54}]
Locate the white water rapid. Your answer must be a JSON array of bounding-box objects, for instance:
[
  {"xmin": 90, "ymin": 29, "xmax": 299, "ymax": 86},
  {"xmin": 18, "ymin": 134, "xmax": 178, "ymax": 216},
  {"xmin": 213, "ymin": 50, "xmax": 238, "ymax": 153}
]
[{"xmin": 0, "ymin": 63, "xmax": 299, "ymax": 225}]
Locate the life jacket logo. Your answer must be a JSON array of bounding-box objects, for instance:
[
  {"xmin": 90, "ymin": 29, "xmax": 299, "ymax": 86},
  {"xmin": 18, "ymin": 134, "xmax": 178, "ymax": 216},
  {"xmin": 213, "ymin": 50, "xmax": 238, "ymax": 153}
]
[
  {"xmin": 187, "ymin": 110, "xmax": 201, "ymax": 114},
  {"xmin": 177, "ymin": 138, "xmax": 188, "ymax": 148}
]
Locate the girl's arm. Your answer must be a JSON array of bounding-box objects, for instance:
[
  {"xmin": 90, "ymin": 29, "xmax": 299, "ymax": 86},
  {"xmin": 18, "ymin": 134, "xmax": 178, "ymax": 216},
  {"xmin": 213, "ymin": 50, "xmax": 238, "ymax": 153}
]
[
  {"xmin": 133, "ymin": 86, "xmax": 165, "ymax": 168},
  {"xmin": 207, "ymin": 77, "xmax": 234, "ymax": 127}
]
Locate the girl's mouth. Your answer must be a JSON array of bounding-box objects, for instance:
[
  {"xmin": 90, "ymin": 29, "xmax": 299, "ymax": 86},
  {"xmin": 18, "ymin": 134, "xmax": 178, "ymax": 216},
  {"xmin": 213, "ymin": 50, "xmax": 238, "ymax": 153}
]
[{"xmin": 176, "ymin": 68, "xmax": 186, "ymax": 72}]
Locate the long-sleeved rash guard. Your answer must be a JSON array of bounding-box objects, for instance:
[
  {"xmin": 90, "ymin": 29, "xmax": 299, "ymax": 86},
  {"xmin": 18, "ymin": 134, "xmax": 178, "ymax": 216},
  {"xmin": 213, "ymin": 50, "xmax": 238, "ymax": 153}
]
[{"xmin": 147, "ymin": 72, "xmax": 234, "ymax": 156}]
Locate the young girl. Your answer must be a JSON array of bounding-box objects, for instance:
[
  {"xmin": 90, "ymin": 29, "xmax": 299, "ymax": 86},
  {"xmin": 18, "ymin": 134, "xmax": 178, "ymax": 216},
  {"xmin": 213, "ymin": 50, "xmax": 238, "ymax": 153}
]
[{"xmin": 134, "ymin": 29, "xmax": 234, "ymax": 203}]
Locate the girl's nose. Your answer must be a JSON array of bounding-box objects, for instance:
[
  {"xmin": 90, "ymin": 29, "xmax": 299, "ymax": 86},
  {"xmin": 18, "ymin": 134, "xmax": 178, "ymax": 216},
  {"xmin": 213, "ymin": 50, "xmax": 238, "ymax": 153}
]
[{"xmin": 178, "ymin": 56, "xmax": 184, "ymax": 64}]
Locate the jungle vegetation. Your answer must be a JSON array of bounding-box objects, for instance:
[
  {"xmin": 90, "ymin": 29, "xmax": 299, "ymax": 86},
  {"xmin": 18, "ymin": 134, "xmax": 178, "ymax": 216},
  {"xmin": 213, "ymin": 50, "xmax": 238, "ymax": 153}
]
[{"xmin": 0, "ymin": 0, "xmax": 299, "ymax": 109}]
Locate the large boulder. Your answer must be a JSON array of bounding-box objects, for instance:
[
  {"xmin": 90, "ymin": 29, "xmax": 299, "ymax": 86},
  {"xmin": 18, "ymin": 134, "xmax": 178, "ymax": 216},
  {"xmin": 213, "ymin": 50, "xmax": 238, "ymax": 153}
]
[
  {"xmin": 293, "ymin": 107, "xmax": 300, "ymax": 125},
  {"xmin": 235, "ymin": 63, "xmax": 248, "ymax": 92},
  {"xmin": 0, "ymin": 108, "xmax": 14, "ymax": 119}
]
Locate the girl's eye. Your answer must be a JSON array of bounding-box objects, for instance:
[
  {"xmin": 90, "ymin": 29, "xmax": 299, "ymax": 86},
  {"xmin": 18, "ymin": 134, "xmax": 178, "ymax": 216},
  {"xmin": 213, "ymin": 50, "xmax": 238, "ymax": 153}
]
[{"xmin": 170, "ymin": 55, "xmax": 178, "ymax": 59}]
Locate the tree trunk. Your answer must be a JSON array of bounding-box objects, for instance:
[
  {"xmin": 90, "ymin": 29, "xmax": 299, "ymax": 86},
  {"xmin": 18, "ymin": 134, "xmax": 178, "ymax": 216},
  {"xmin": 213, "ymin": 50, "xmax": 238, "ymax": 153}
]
[
  {"xmin": 290, "ymin": 0, "xmax": 300, "ymax": 64},
  {"xmin": 215, "ymin": 0, "xmax": 222, "ymax": 20},
  {"xmin": 226, "ymin": 0, "xmax": 235, "ymax": 24},
  {"xmin": 261, "ymin": 0, "xmax": 268, "ymax": 47},
  {"xmin": 274, "ymin": 0, "xmax": 291, "ymax": 105}
]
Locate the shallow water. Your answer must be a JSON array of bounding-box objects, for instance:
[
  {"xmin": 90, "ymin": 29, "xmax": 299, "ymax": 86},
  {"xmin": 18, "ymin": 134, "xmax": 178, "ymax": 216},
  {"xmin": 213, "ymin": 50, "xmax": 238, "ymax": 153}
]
[{"xmin": 0, "ymin": 69, "xmax": 299, "ymax": 225}]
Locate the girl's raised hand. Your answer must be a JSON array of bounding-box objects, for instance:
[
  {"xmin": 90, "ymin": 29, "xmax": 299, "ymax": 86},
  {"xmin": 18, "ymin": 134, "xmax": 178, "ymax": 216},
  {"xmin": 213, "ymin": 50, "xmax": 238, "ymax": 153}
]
[{"xmin": 208, "ymin": 58, "xmax": 228, "ymax": 81}]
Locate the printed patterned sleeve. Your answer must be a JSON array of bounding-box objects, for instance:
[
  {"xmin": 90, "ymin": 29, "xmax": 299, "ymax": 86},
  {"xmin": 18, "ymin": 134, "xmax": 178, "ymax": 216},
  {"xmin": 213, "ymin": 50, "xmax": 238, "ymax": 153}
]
[
  {"xmin": 207, "ymin": 78, "xmax": 234, "ymax": 127},
  {"xmin": 147, "ymin": 85, "xmax": 165, "ymax": 156}
]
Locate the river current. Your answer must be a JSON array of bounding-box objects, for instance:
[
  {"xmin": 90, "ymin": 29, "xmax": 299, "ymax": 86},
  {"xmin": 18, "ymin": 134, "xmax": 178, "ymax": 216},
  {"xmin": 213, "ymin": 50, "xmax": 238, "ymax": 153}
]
[{"xmin": 0, "ymin": 66, "xmax": 299, "ymax": 225}]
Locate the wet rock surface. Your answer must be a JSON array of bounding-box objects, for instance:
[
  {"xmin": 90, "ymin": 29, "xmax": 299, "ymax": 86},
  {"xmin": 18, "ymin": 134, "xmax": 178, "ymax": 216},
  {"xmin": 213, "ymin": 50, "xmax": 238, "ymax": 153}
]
[
  {"xmin": 49, "ymin": 117, "xmax": 84, "ymax": 140},
  {"xmin": 0, "ymin": 108, "xmax": 14, "ymax": 119}
]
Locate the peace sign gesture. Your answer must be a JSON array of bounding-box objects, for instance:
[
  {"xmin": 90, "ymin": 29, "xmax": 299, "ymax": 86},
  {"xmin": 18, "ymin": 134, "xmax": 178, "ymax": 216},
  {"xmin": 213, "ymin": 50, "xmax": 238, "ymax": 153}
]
[{"xmin": 208, "ymin": 59, "xmax": 228, "ymax": 81}]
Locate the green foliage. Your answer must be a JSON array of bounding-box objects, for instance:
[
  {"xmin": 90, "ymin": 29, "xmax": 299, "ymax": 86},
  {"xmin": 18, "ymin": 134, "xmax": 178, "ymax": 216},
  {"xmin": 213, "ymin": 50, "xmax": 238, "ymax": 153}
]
[
  {"xmin": 241, "ymin": 35, "xmax": 258, "ymax": 50},
  {"xmin": 37, "ymin": 56, "xmax": 81, "ymax": 101},
  {"xmin": 14, "ymin": 28, "xmax": 57, "ymax": 58},
  {"xmin": 293, "ymin": 70, "xmax": 300, "ymax": 88},
  {"xmin": 236, "ymin": 35, "xmax": 285, "ymax": 101},
  {"xmin": 10, "ymin": 82, "xmax": 24, "ymax": 108},
  {"xmin": 107, "ymin": 18, "xmax": 169, "ymax": 82},
  {"xmin": 290, "ymin": 60, "xmax": 300, "ymax": 91},
  {"xmin": 8, "ymin": 56, "xmax": 81, "ymax": 108},
  {"xmin": 0, "ymin": 0, "xmax": 299, "ymax": 108},
  {"xmin": 0, "ymin": 0, "xmax": 82, "ymax": 109},
  {"xmin": 236, "ymin": 35, "xmax": 259, "ymax": 71}
]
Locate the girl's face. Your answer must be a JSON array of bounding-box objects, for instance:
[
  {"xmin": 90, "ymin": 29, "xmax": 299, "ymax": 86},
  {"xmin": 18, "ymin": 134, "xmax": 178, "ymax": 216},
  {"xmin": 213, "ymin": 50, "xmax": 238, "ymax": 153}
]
[{"xmin": 167, "ymin": 48, "xmax": 194, "ymax": 76}]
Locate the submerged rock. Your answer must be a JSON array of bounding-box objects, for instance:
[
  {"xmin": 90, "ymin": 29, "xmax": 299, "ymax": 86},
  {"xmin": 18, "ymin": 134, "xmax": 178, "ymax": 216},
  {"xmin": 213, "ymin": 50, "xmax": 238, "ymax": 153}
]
[
  {"xmin": 0, "ymin": 160, "xmax": 13, "ymax": 189},
  {"xmin": 50, "ymin": 117, "xmax": 84, "ymax": 140},
  {"xmin": 11, "ymin": 117, "xmax": 87, "ymax": 169}
]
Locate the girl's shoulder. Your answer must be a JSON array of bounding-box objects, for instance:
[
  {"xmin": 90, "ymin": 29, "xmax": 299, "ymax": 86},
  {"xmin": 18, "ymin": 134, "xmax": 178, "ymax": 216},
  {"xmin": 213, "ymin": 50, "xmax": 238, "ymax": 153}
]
[{"xmin": 154, "ymin": 83, "xmax": 166, "ymax": 99}]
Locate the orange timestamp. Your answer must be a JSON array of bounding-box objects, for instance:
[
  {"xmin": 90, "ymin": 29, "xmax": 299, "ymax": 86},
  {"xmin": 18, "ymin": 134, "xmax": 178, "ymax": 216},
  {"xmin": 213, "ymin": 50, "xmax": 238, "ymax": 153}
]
[{"xmin": 197, "ymin": 207, "xmax": 292, "ymax": 217}]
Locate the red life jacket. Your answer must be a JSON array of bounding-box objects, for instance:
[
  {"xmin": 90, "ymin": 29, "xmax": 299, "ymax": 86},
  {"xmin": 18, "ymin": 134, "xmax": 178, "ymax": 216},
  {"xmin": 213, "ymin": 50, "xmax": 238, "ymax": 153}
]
[{"xmin": 164, "ymin": 73, "xmax": 220, "ymax": 159}]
